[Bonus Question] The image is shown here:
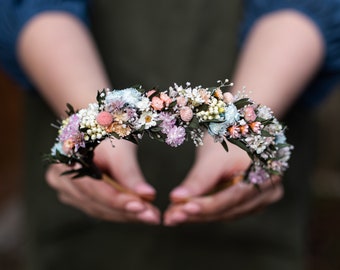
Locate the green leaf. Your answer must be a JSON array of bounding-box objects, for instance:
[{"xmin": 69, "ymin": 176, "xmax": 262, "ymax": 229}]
[
  {"xmin": 258, "ymin": 118, "xmax": 273, "ymax": 126},
  {"xmin": 221, "ymin": 138, "xmax": 229, "ymax": 152},
  {"xmin": 150, "ymin": 126, "xmax": 162, "ymax": 132},
  {"xmin": 96, "ymin": 89, "xmax": 106, "ymax": 105},
  {"xmin": 168, "ymin": 100, "xmax": 177, "ymax": 109},
  {"xmin": 261, "ymin": 130, "xmax": 272, "ymax": 137},
  {"xmin": 233, "ymin": 98, "xmax": 253, "ymax": 109},
  {"xmin": 206, "ymin": 87, "xmax": 216, "ymax": 94},
  {"xmin": 228, "ymin": 138, "xmax": 251, "ymax": 154},
  {"xmin": 65, "ymin": 103, "xmax": 75, "ymax": 116},
  {"xmin": 188, "ymin": 116, "xmax": 200, "ymax": 129}
]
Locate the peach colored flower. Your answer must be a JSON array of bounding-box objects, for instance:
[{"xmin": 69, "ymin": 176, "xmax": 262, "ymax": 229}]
[
  {"xmin": 244, "ymin": 106, "xmax": 257, "ymax": 122},
  {"xmin": 146, "ymin": 89, "xmax": 156, "ymax": 97},
  {"xmin": 160, "ymin": 92, "xmax": 172, "ymax": 107},
  {"xmin": 199, "ymin": 88, "xmax": 211, "ymax": 104},
  {"xmin": 151, "ymin": 96, "xmax": 164, "ymax": 110},
  {"xmin": 176, "ymin": 96, "xmax": 187, "ymax": 107},
  {"xmin": 62, "ymin": 139, "xmax": 75, "ymax": 154},
  {"xmin": 180, "ymin": 106, "xmax": 193, "ymax": 122},
  {"xmin": 223, "ymin": 92, "xmax": 234, "ymax": 104},
  {"xmin": 106, "ymin": 122, "xmax": 131, "ymax": 137},
  {"xmin": 239, "ymin": 124, "xmax": 249, "ymax": 136},
  {"xmin": 96, "ymin": 111, "xmax": 113, "ymax": 126},
  {"xmin": 214, "ymin": 88, "xmax": 223, "ymax": 99},
  {"xmin": 228, "ymin": 125, "xmax": 240, "ymax": 138},
  {"xmin": 249, "ymin": 121, "xmax": 262, "ymax": 133},
  {"xmin": 113, "ymin": 111, "xmax": 128, "ymax": 123}
]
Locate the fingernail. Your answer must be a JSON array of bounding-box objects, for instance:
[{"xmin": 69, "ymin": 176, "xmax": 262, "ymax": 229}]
[
  {"xmin": 135, "ymin": 183, "xmax": 156, "ymax": 195},
  {"xmin": 164, "ymin": 211, "xmax": 187, "ymax": 226},
  {"xmin": 125, "ymin": 201, "xmax": 145, "ymax": 212},
  {"xmin": 183, "ymin": 202, "xmax": 201, "ymax": 214},
  {"xmin": 138, "ymin": 210, "xmax": 159, "ymax": 225},
  {"xmin": 172, "ymin": 211, "xmax": 187, "ymax": 223},
  {"xmin": 171, "ymin": 187, "xmax": 190, "ymax": 200}
]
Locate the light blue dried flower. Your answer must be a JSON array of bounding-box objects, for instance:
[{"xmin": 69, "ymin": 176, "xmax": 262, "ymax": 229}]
[
  {"xmin": 208, "ymin": 121, "xmax": 228, "ymax": 137},
  {"xmin": 222, "ymin": 104, "xmax": 239, "ymax": 126}
]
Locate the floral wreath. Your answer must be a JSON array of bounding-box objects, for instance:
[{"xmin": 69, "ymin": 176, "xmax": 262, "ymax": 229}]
[{"xmin": 46, "ymin": 80, "xmax": 293, "ymax": 190}]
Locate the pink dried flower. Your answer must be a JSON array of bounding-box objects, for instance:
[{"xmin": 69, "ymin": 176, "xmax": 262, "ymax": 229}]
[
  {"xmin": 199, "ymin": 88, "xmax": 211, "ymax": 104},
  {"xmin": 244, "ymin": 106, "xmax": 257, "ymax": 122},
  {"xmin": 146, "ymin": 89, "xmax": 156, "ymax": 97},
  {"xmin": 223, "ymin": 92, "xmax": 234, "ymax": 104},
  {"xmin": 180, "ymin": 106, "xmax": 193, "ymax": 122},
  {"xmin": 160, "ymin": 92, "xmax": 172, "ymax": 107},
  {"xmin": 176, "ymin": 96, "xmax": 187, "ymax": 107},
  {"xmin": 151, "ymin": 96, "xmax": 164, "ymax": 110},
  {"xmin": 96, "ymin": 111, "xmax": 113, "ymax": 126}
]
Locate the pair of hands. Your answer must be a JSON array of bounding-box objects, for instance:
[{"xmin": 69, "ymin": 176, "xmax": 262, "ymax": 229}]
[{"xmin": 46, "ymin": 136, "xmax": 283, "ymax": 226}]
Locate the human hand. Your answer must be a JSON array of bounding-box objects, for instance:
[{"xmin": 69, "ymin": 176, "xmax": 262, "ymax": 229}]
[
  {"xmin": 46, "ymin": 139, "xmax": 160, "ymax": 224},
  {"xmin": 163, "ymin": 135, "xmax": 283, "ymax": 226}
]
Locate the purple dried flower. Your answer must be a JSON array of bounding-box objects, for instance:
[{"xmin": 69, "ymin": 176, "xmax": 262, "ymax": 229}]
[
  {"xmin": 166, "ymin": 126, "xmax": 186, "ymax": 147},
  {"xmin": 59, "ymin": 114, "xmax": 85, "ymax": 152},
  {"xmin": 248, "ymin": 168, "xmax": 269, "ymax": 184},
  {"xmin": 159, "ymin": 112, "xmax": 176, "ymax": 134}
]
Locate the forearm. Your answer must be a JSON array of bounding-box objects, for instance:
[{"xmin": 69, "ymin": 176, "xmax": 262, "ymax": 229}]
[
  {"xmin": 233, "ymin": 10, "xmax": 324, "ymax": 118},
  {"xmin": 17, "ymin": 12, "xmax": 109, "ymax": 116}
]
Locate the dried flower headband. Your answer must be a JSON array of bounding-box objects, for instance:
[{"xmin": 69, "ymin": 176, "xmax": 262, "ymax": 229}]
[{"xmin": 46, "ymin": 80, "xmax": 293, "ymax": 195}]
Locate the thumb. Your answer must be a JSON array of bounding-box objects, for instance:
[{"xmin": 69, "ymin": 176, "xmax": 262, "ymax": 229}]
[
  {"xmin": 170, "ymin": 136, "xmax": 250, "ymax": 203},
  {"xmin": 95, "ymin": 139, "xmax": 156, "ymax": 201},
  {"xmin": 170, "ymin": 155, "xmax": 223, "ymax": 203}
]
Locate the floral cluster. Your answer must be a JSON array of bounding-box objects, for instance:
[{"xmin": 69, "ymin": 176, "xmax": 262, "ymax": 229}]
[{"xmin": 47, "ymin": 80, "xmax": 293, "ymax": 184}]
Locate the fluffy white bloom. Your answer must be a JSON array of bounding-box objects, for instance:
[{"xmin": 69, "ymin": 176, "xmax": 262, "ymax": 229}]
[
  {"xmin": 137, "ymin": 111, "xmax": 157, "ymax": 129},
  {"xmin": 256, "ymin": 105, "xmax": 273, "ymax": 120},
  {"xmin": 245, "ymin": 135, "xmax": 273, "ymax": 154},
  {"xmin": 136, "ymin": 97, "xmax": 151, "ymax": 111}
]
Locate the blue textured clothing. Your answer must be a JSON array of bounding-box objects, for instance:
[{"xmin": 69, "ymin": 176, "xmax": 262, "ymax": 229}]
[
  {"xmin": 241, "ymin": 0, "xmax": 340, "ymax": 106},
  {"xmin": 0, "ymin": 0, "xmax": 339, "ymax": 106},
  {"xmin": 0, "ymin": 0, "xmax": 89, "ymax": 90}
]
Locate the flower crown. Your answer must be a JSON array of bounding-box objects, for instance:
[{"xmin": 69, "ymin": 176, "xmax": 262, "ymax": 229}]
[{"xmin": 46, "ymin": 80, "xmax": 293, "ymax": 186}]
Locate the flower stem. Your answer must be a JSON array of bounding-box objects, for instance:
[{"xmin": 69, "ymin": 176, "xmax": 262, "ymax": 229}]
[{"xmin": 101, "ymin": 174, "xmax": 155, "ymax": 201}]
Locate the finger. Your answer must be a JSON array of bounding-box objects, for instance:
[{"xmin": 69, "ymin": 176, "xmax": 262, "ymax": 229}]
[
  {"xmin": 55, "ymin": 179, "xmax": 161, "ymax": 224},
  {"xmin": 57, "ymin": 192, "xmax": 159, "ymax": 224},
  {"xmin": 163, "ymin": 203, "xmax": 187, "ymax": 226},
  {"xmin": 46, "ymin": 164, "xmax": 87, "ymax": 202},
  {"xmin": 170, "ymin": 136, "xmax": 250, "ymax": 202},
  {"xmin": 47, "ymin": 164, "xmax": 160, "ymax": 224},
  {"xmin": 95, "ymin": 139, "xmax": 156, "ymax": 200},
  {"xmin": 71, "ymin": 177, "xmax": 160, "ymax": 223},
  {"xmin": 180, "ymin": 182, "xmax": 284, "ymax": 223},
  {"xmin": 184, "ymin": 176, "xmax": 282, "ymax": 215},
  {"xmin": 164, "ymin": 178, "xmax": 282, "ymax": 225}
]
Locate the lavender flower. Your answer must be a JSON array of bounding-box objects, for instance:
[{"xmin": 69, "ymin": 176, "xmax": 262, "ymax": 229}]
[
  {"xmin": 166, "ymin": 126, "xmax": 186, "ymax": 147},
  {"xmin": 59, "ymin": 114, "xmax": 85, "ymax": 151},
  {"xmin": 248, "ymin": 168, "xmax": 269, "ymax": 184},
  {"xmin": 159, "ymin": 112, "xmax": 176, "ymax": 134}
]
